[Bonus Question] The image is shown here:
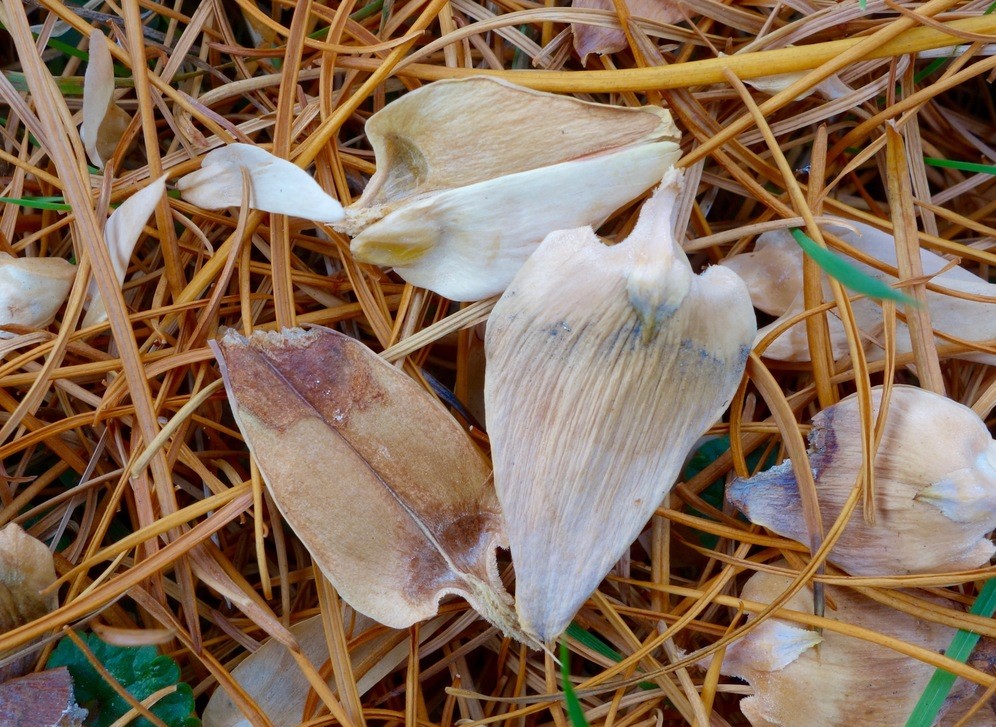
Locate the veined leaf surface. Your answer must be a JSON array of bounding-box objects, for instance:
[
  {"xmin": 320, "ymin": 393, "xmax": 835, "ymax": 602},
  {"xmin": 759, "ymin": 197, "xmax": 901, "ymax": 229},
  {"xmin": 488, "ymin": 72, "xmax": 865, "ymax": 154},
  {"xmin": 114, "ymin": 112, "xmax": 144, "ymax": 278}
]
[{"xmin": 212, "ymin": 327, "xmax": 522, "ymax": 638}]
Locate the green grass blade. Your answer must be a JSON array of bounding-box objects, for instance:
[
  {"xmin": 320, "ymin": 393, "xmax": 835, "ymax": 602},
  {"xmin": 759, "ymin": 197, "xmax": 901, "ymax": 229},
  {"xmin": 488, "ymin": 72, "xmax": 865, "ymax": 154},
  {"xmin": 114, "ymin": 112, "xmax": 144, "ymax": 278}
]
[
  {"xmin": 923, "ymin": 157, "xmax": 996, "ymax": 176},
  {"xmin": 905, "ymin": 578, "xmax": 996, "ymax": 727},
  {"xmin": 351, "ymin": 0, "xmax": 385, "ymax": 21},
  {"xmin": 564, "ymin": 624, "xmax": 656, "ymax": 690},
  {"xmin": 914, "ymin": 56, "xmax": 950, "ymax": 83},
  {"xmin": 0, "ymin": 195, "xmax": 72, "ymax": 211},
  {"xmin": 790, "ymin": 228, "xmax": 918, "ymax": 305},
  {"xmin": 560, "ymin": 640, "xmax": 591, "ymax": 727},
  {"xmin": 565, "ymin": 623, "xmax": 624, "ymax": 662},
  {"xmin": 46, "ymin": 36, "xmax": 89, "ymax": 61}
]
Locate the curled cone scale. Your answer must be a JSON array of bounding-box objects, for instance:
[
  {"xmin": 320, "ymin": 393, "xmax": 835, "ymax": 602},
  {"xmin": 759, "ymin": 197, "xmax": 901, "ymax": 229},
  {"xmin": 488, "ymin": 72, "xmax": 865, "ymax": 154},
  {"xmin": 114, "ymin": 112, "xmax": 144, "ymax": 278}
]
[
  {"xmin": 729, "ymin": 385, "xmax": 996, "ymax": 576},
  {"xmin": 485, "ymin": 170, "xmax": 755, "ymax": 643},
  {"xmin": 333, "ymin": 76, "xmax": 681, "ymax": 301}
]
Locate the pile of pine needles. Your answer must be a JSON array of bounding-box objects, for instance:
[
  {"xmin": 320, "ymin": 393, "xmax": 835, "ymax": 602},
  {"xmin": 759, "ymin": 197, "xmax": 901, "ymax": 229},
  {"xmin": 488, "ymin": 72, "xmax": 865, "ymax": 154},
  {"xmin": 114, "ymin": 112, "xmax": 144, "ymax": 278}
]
[{"xmin": 1, "ymin": 0, "xmax": 995, "ymax": 725}]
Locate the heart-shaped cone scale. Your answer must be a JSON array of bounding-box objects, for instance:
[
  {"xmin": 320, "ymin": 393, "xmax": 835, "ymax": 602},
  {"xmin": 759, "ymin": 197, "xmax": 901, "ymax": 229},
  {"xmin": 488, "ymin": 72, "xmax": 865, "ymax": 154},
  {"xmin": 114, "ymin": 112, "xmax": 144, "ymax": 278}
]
[
  {"xmin": 485, "ymin": 170, "xmax": 756, "ymax": 644},
  {"xmin": 212, "ymin": 327, "xmax": 527, "ymax": 641}
]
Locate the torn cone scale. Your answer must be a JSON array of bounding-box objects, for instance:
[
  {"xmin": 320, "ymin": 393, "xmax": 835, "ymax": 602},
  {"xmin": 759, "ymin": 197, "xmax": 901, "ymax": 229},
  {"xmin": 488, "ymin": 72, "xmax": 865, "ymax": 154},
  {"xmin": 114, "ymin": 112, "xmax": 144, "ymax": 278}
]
[
  {"xmin": 717, "ymin": 567, "xmax": 996, "ymax": 727},
  {"xmin": 330, "ymin": 77, "xmax": 681, "ymax": 300}
]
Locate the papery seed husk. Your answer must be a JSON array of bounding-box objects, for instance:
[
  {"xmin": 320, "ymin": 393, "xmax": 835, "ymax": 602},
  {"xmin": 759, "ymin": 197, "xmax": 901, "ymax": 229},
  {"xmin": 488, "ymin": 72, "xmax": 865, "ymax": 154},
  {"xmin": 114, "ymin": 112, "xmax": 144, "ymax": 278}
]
[
  {"xmin": 202, "ymin": 611, "xmax": 447, "ymax": 727},
  {"xmin": 721, "ymin": 567, "xmax": 995, "ymax": 727},
  {"xmin": 0, "ymin": 523, "xmax": 57, "ymax": 681},
  {"xmin": 176, "ymin": 143, "xmax": 344, "ymax": 223},
  {"xmin": 80, "ymin": 29, "xmax": 115, "ymax": 169},
  {"xmin": 571, "ymin": 0, "xmax": 684, "ymax": 61},
  {"xmin": 728, "ymin": 385, "xmax": 996, "ymax": 577},
  {"xmin": 723, "ymin": 218, "xmax": 996, "ymax": 363},
  {"xmin": 722, "ymin": 218, "xmax": 982, "ymax": 318},
  {"xmin": 80, "ymin": 30, "xmax": 130, "ymax": 169},
  {"xmin": 344, "ymin": 77, "xmax": 677, "ymax": 219},
  {"xmin": 350, "ymin": 141, "xmax": 682, "ymax": 301},
  {"xmin": 0, "ymin": 253, "xmax": 76, "ymax": 328},
  {"xmin": 335, "ymin": 76, "xmax": 680, "ymax": 301},
  {"xmin": 486, "ymin": 170, "xmax": 755, "ymax": 643},
  {"xmin": 83, "ymin": 175, "xmax": 166, "ymax": 328}
]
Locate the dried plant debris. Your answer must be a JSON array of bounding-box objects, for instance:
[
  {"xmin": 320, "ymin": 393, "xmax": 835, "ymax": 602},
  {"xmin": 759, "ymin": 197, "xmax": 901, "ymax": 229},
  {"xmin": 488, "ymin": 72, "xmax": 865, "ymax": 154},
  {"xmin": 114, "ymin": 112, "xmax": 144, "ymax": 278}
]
[
  {"xmin": 203, "ymin": 610, "xmax": 444, "ymax": 727},
  {"xmin": 80, "ymin": 30, "xmax": 130, "ymax": 170},
  {"xmin": 571, "ymin": 0, "xmax": 684, "ymax": 61},
  {"xmin": 332, "ymin": 76, "xmax": 681, "ymax": 301},
  {"xmin": 723, "ymin": 218, "xmax": 996, "ymax": 363},
  {"xmin": 176, "ymin": 144, "xmax": 345, "ymax": 223},
  {"xmin": 82, "ymin": 175, "xmax": 167, "ymax": 328},
  {"xmin": 212, "ymin": 327, "xmax": 528, "ymax": 641},
  {"xmin": 720, "ymin": 567, "xmax": 996, "ymax": 727},
  {"xmin": 0, "ymin": 253, "xmax": 76, "ymax": 328},
  {"xmin": 0, "ymin": 524, "xmax": 57, "ymax": 681},
  {"xmin": 2, "ymin": 0, "xmax": 995, "ymax": 724},
  {"xmin": 728, "ymin": 54, "xmax": 852, "ymax": 100},
  {"xmin": 729, "ymin": 386, "xmax": 996, "ymax": 576},
  {"xmin": 0, "ymin": 668, "xmax": 87, "ymax": 727},
  {"xmin": 486, "ymin": 170, "xmax": 755, "ymax": 643}
]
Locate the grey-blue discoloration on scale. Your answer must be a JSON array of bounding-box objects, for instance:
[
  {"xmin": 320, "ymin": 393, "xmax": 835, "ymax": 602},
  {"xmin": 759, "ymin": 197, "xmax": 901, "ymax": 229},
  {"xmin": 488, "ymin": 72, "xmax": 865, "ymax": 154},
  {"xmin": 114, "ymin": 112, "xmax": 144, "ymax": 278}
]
[
  {"xmin": 727, "ymin": 461, "xmax": 808, "ymax": 544},
  {"xmin": 543, "ymin": 320, "xmax": 573, "ymax": 337}
]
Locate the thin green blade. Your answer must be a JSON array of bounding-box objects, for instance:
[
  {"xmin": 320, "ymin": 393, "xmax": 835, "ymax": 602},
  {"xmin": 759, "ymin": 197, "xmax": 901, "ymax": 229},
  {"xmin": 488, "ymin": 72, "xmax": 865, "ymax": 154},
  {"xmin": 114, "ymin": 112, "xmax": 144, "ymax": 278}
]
[
  {"xmin": 560, "ymin": 640, "xmax": 591, "ymax": 727},
  {"xmin": 790, "ymin": 228, "xmax": 918, "ymax": 305},
  {"xmin": 905, "ymin": 578, "xmax": 996, "ymax": 727},
  {"xmin": 923, "ymin": 157, "xmax": 996, "ymax": 176},
  {"xmin": 0, "ymin": 195, "xmax": 71, "ymax": 211}
]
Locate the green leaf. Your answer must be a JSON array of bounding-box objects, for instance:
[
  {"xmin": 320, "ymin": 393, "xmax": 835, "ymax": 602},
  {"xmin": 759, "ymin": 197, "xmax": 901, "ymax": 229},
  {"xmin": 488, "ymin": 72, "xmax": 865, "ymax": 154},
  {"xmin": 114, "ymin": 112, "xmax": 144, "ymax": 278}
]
[
  {"xmin": 790, "ymin": 228, "xmax": 918, "ymax": 305},
  {"xmin": 47, "ymin": 36, "xmax": 89, "ymax": 61},
  {"xmin": 560, "ymin": 640, "xmax": 591, "ymax": 727},
  {"xmin": 905, "ymin": 578, "xmax": 996, "ymax": 727},
  {"xmin": 47, "ymin": 632, "xmax": 200, "ymax": 727}
]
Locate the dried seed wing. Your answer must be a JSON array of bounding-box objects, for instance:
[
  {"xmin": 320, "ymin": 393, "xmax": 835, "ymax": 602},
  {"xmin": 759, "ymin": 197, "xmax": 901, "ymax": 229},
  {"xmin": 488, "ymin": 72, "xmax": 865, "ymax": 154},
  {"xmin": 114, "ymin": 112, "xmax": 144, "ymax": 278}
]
[{"xmin": 0, "ymin": 523, "xmax": 58, "ymax": 680}]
